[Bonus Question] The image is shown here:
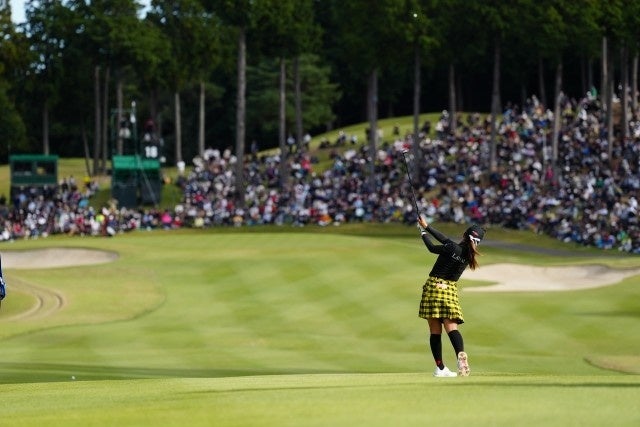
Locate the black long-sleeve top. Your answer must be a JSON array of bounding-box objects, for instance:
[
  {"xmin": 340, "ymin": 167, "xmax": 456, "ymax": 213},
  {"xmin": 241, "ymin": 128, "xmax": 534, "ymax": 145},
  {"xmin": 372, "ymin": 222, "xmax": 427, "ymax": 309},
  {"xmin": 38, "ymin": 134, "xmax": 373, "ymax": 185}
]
[{"xmin": 421, "ymin": 224, "xmax": 470, "ymax": 281}]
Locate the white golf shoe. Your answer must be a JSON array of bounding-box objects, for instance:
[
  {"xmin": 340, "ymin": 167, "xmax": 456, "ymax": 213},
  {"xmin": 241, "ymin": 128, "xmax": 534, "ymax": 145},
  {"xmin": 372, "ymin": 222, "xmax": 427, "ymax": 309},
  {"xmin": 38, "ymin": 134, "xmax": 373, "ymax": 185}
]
[
  {"xmin": 457, "ymin": 351, "xmax": 470, "ymax": 377},
  {"xmin": 433, "ymin": 366, "xmax": 457, "ymax": 377}
]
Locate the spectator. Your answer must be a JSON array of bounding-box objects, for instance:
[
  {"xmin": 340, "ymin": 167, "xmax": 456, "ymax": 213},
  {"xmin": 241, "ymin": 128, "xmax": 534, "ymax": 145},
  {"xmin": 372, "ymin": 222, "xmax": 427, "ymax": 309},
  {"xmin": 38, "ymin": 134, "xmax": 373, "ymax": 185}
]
[{"xmin": 1, "ymin": 93, "xmax": 638, "ymax": 254}]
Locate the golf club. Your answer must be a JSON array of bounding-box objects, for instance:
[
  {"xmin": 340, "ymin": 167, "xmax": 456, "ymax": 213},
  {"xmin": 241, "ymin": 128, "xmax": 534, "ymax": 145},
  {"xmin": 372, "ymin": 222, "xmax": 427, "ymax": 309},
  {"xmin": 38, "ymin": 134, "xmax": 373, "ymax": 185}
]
[{"xmin": 401, "ymin": 150, "xmax": 421, "ymax": 216}]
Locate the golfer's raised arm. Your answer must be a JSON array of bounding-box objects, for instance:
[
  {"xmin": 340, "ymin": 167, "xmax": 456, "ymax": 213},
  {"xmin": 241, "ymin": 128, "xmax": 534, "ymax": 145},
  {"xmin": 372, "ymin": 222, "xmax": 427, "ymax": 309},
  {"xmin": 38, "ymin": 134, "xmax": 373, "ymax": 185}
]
[
  {"xmin": 425, "ymin": 224, "xmax": 449, "ymax": 244},
  {"xmin": 420, "ymin": 231, "xmax": 443, "ymax": 253}
]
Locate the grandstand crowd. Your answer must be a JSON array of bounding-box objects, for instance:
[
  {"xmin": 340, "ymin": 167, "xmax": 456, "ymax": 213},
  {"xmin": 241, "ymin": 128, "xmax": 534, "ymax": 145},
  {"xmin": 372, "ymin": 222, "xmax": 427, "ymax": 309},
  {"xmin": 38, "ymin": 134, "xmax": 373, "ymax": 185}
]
[{"xmin": 1, "ymin": 93, "xmax": 639, "ymax": 253}]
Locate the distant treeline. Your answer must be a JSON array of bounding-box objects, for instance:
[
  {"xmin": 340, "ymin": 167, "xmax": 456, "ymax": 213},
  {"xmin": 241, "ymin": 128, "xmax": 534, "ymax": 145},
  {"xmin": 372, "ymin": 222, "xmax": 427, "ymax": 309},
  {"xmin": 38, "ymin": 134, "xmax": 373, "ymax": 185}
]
[{"xmin": 0, "ymin": 1, "xmax": 637, "ymax": 169}]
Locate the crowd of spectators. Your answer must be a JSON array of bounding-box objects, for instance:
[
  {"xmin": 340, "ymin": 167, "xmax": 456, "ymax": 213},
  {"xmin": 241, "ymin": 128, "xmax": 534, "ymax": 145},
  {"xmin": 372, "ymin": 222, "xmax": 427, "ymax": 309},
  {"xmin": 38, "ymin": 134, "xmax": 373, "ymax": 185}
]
[{"xmin": 1, "ymin": 92, "xmax": 638, "ymax": 253}]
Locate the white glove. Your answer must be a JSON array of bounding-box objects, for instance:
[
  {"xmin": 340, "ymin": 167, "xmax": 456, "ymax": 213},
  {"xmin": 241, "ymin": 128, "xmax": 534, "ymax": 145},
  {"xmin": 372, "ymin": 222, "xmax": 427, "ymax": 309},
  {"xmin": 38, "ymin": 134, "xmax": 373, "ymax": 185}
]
[{"xmin": 417, "ymin": 222, "xmax": 427, "ymax": 234}]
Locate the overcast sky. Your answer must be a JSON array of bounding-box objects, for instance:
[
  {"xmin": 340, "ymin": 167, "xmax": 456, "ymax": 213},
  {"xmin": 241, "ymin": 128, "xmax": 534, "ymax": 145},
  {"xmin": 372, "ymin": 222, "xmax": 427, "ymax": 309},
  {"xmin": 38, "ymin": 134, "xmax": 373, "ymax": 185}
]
[
  {"xmin": 10, "ymin": 1, "xmax": 150, "ymax": 24},
  {"xmin": 11, "ymin": 0, "xmax": 27, "ymax": 23}
]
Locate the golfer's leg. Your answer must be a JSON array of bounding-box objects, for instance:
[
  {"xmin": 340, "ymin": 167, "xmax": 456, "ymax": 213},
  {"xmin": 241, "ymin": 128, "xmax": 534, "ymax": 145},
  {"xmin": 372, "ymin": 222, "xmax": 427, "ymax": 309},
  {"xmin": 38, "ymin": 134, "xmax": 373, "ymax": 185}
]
[
  {"xmin": 444, "ymin": 320, "xmax": 464, "ymax": 354},
  {"xmin": 428, "ymin": 317, "xmax": 443, "ymax": 334},
  {"xmin": 428, "ymin": 318, "xmax": 445, "ymax": 370},
  {"xmin": 444, "ymin": 319, "xmax": 470, "ymax": 376}
]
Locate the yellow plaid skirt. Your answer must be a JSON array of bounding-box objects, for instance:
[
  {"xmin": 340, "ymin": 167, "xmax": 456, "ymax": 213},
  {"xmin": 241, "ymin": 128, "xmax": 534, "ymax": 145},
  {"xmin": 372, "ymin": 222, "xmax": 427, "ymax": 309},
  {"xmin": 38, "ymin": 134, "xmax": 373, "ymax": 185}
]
[{"xmin": 418, "ymin": 276, "xmax": 464, "ymax": 324}]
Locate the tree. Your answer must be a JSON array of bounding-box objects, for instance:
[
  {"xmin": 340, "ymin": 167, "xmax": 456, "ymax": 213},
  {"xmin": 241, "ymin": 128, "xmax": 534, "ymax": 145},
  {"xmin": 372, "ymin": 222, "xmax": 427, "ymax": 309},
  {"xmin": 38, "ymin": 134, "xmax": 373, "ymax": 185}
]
[
  {"xmin": 0, "ymin": 4, "xmax": 28, "ymax": 160},
  {"xmin": 23, "ymin": 0, "xmax": 71, "ymax": 155},
  {"xmin": 149, "ymin": 0, "xmax": 220, "ymax": 165},
  {"xmin": 327, "ymin": 0, "xmax": 408, "ymax": 192},
  {"xmin": 468, "ymin": 1, "xmax": 525, "ymax": 172},
  {"xmin": 252, "ymin": 0, "xmax": 321, "ymax": 188},
  {"xmin": 429, "ymin": 0, "xmax": 488, "ymax": 136},
  {"xmin": 6, "ymin": 0, "xmax": 640, "ymax": 173},
  {"xmin": 246, "ymin": 54, "xmax": 340, "ymax": 141},
  {"xmin": 622, "ymin": 0, "xmax": 640, "ymax": 115},
  {"xmin": 0, "ymin": 82, "xmax": 27, "ymax": 161},
  {"xmin": 252, "ymin": 0, "xmax": 297, "ymax": 187},
  {"xmin": 67, "ymin": 0, "xmax": 160, "ymax": 171},
  {"xmin": 616, "ymin": 0, "xmax": 640, "ymax": 138},
  {"xmin": 397, "ymin": 0, "xmax": 436, "ymax": 180},
  {"xmin": 250, "ymin": 0, "xmax": 320, "ymax": 188},
  {"xmin": 541, "ymin": 0, "xmax": 600, "ymax": 172},
  {"xmin": 212, "ymin": 0, "xmax": 258, "ymax": 208},
  {"xmin": 286, "ymin": 1, "xmax": 321, "ymax": 150}
]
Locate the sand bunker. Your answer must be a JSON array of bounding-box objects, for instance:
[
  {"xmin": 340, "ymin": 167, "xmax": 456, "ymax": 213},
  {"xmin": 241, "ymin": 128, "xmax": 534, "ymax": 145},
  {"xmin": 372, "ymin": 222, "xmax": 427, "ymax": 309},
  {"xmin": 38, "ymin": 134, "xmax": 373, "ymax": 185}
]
[
  {"xmin": 1, "ymin": 249, "xmax": 638, "ymax": 292},
  {"xmin": 0, "ymin": 248, "xmax": 118, "ymax": 321},
  {"xmin": 1, "ymin": 248, "xmax": 118, "ymax": 269},
  {"xmin": 463, "ymin": 263, "xmax": 640, "ymax": 292}
]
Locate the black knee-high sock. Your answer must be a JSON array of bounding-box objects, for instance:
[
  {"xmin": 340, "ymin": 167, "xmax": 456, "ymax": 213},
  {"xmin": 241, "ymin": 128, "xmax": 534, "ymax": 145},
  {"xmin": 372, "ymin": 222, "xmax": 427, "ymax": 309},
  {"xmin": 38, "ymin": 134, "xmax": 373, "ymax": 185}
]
[
  {"xmin": 447, "ymin": 330, "xmax": 464, "ymax": 356},
  {"xmin": 429, "ymin": 334, "xmax": 445, "ymax": 369}
]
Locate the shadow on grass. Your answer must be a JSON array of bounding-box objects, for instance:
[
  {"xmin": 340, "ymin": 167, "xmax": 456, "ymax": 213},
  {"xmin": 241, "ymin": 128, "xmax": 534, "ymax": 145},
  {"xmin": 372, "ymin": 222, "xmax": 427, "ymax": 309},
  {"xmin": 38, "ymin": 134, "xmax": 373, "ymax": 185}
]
[
  {"xmin": 0, "ymin": 362, "xmax": 349, "ymax": 384},
  {"xmin": 435, "ymin": 381, "xmax": 640, "ymax": 388},
  {"xmin": 2, "ymin": 362, "xmax": 638, "ymax": 391},
  {"xmin": 185, "ymin": 380, "xmax": 640, "ymax": 396}
]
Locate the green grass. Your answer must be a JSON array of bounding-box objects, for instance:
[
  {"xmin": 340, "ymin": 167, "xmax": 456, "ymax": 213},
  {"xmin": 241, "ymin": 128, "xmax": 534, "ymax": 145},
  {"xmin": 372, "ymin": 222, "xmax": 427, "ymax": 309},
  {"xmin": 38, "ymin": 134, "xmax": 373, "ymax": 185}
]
[
  {"xmin": 1, "ymin": 375, "xmax": 638, "ymax": 427},
  {"xmin": 0, "ymin": 225, "xmax": 639, "ymax": 426}
]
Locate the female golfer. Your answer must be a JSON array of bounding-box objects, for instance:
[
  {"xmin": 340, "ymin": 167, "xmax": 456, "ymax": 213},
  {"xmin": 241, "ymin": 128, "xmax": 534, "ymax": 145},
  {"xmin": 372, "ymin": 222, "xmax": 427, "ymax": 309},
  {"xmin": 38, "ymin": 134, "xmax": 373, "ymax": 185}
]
[{"xmin": 416, "ymin": 216, "xmax": 485, "ymax": 377}]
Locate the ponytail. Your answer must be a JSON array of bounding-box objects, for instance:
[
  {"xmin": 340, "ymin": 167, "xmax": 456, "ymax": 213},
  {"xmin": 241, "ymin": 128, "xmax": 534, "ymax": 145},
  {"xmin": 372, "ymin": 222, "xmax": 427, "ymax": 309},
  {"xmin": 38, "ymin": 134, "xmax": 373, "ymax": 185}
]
[{"xmin": 467, "ymin": 237, "xmax": 480, "ymax": 270}]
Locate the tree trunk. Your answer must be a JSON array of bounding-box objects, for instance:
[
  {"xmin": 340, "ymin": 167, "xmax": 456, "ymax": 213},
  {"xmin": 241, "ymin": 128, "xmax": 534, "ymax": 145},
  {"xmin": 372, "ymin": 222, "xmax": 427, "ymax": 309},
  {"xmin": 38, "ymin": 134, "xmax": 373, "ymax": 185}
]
[
  {"xmin": 82, "ymin": 125, "xmax": 91, "ymax": 177},
  {"xmin": 587, "ymin": 57, "xmax": 593, "ymax": 91},
  {"xmin": 116, "ymin": 78, "xmax": 124, "ymax": 155},
  {"xmin": 633, "ymin": 54, "xmax": 638, "ymax": 115},
  {"xmin": 294, "ymin": 56, "xmax": 303, "ymax": 150},
  {"xmin": 101, "ymin": 67, "xmax": 110, "ymax": 173},
  {"xmin": 538, "ymin": 56, "xmax": 546, "ymax": 106},
  {"xmin": 367, "ymin": 69, "xmax": 378, "ymax": 193},
  {"xmin": 489, "ymin": 40, "xmax": 501, "ymax": 172},
  {"xmin": 42, "ymin": 100, "xmax": 50, "ymax": 155},
  {"xmin": 448, "ymin": 63, "xmax": 456, "ymax": 134},
  {"xmin": 174, "ymin": 91, "xmax": 182, "ymax": 165},
  {"xmin": 278, "ymin": 57, "xmax": 287, "ymax": 189},
  {"xmin": 621, "ymin": 46, "xmax": 629, "ymax": 139},
  {"xmin": 93, "ymin": 66, "xmax": 101, "ymax": 176},
  {"xmin": 607, "ymin": 69, "xmax": 614, "ymax": 164},
  {"xmin": 456, "ymin": 72, "xmax": 464, "ymax": 111},
  {"xmin": 412, "ymin": 42, "xmax": 421, "ymax": 180},
  {"xmin": 198, "ymin": 81, "xmax": 205, "ymax": 157},
  {"xmin": 580, "ymin": 56, "xmax": 587, "ymax": 95},
  {"xmin": 552, "ymin": 61, "xmax": 563, "ymax": 172},
  {"xmin": 601, "ymin": 36, "xmax": 608, "ymax": 109},
  {"xmin": 235, "ymin": 28, "xmax": 247, "ymax": 208}
]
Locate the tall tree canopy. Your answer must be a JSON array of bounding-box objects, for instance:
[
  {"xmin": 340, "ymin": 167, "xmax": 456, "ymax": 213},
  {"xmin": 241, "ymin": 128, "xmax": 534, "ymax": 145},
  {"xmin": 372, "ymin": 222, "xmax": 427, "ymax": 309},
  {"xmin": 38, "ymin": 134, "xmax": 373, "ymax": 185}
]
[{"xmin": 0, "ymin": 0, "xmax": 637, "ymax": 174}]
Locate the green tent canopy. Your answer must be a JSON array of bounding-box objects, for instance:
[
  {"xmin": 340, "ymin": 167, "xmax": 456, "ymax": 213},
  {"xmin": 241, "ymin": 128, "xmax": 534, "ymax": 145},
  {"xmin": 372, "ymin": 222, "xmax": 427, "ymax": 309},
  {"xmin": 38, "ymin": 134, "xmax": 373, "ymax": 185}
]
[
  {"xmin": 9, "ymin": 154, "xmax": 59, "ymax": 200},
  {"xmin": 111, "ymin": 155, "xmax": 162, "ymax": 208}
]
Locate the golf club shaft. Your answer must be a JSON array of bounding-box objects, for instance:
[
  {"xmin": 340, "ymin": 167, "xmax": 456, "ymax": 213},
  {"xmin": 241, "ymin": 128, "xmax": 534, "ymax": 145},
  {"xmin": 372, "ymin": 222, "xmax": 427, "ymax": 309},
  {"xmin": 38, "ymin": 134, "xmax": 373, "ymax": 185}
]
[{"xmin": 401, "ymin": 151, "xmax": 421, "ymax": 215}]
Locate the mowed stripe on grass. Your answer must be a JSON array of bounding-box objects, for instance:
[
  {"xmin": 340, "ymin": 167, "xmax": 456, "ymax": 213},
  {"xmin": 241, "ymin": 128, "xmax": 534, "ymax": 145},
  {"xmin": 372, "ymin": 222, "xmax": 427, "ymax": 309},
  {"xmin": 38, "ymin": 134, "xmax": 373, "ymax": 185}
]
[
  {"xmin": 197, "ymin": 233, "xmax": 423, "ymax": 373},
  {"xmin": 0, "ymin": 229, "xmax": 639, "ymax": 426},
  {"xmin": 1, "ymin": 231, "xmax": 638, "ymax": 377},
  {"xmin": 0, "ymin": 374, "xmax": 639, "ymax": 427},
  {"xmin": 1, "ymin": 232, "xmax": 428, "ymax": 378}
]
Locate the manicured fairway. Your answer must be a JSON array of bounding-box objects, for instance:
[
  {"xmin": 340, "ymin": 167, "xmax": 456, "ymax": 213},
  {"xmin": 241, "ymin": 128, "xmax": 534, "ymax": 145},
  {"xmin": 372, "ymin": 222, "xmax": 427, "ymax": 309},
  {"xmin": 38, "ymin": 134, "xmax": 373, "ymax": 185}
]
[
  {"xmin": 2, "ymin": 374, "xmax": 639, "ymax": 427},
  {"xmin": 0, "ymin": 227, "xmax": 638, "ymax": 426}
]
